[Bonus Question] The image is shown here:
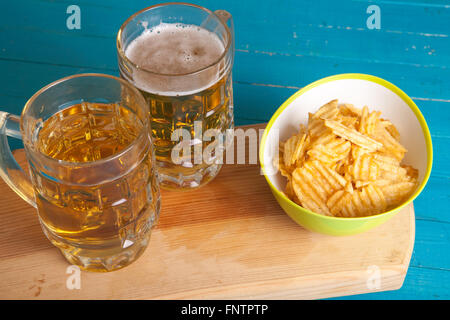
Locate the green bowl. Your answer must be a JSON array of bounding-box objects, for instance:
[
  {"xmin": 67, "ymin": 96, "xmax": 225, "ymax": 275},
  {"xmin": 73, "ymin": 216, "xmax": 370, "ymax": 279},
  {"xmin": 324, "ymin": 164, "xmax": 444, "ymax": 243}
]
[{"xmin": 259, "ymin": 73, "xmax": 433, "ymax": 236}]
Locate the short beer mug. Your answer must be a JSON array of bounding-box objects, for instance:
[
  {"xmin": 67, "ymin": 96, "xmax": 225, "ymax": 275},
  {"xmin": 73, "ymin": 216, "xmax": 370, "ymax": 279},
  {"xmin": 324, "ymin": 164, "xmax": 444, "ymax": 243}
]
[
  {"xmin": 0, "ymin": 74, "xmax": 161, "ymax": 272},
  {"xmin": 117, "ymin": 3, "xmax": 235, "ymax": 190}
]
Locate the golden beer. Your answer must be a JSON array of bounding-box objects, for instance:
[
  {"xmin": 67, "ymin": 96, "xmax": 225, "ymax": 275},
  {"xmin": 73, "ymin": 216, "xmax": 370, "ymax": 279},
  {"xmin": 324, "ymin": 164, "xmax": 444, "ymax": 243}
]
[
  {"xmin": 117, "ymin": 4, "xmax": 234, "ymax": 189},
  {"xmin": 33, "ymin": 102, "xmax": 159, "ymax": 271},
  {"xmin": 138, "ymin": 71, "xmax": 233, "ymax": 190}
]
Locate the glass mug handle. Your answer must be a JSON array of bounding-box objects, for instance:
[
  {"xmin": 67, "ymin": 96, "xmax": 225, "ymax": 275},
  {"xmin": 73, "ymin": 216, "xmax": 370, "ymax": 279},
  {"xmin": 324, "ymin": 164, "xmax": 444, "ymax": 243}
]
[
  {"xmin": 0, "ymin": 111, "xmax": 36, "ymax": 208},
  {"xmin": 215, "ymin": 9, "xmax": 235, "ymax": 56}
]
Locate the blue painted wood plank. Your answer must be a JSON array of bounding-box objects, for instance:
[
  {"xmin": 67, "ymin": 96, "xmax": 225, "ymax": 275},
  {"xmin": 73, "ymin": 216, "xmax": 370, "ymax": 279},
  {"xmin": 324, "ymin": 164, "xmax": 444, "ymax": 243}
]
[
  {"xmin": 417, "ymin": 100, "xmax": 450, "ymax": 138},
  {"xmin": 0, "ymin": 0, "xmax": 449, "ymax": 299},
  {"xmin": 331, "ymin": 266, "xmax": 450, "ymax": 299},
  {"xmin": 429, "ymin": 137, "xmax": 450, "ymax": 176},
  {"xmin": 1, "ymin": 0, "xmax": 449, "ymax": 100},
  {"xmin": 11, "ymin": 0, "xmax": 449, "ymax": 36},
  {"xmin": 355, "ymin": 1, "xmax": 450, "ymax": 9},
  {"xmin": 413, "ymin": 175, "xmax": 450, "ymax": 223},
  {"xmin": 411, "ymin": 219, "xmax": 450, "ymax": 269},
  {"xmin": 3, "ymin": 2, "xmax": 449, "ymax": 68},
  {"xmin": 1, "ymin": 45, "xmax": 447, "ymax": 101},
  {"xmin": 234, "ymin": 52, "xmax": 450, "ymax": 100}
]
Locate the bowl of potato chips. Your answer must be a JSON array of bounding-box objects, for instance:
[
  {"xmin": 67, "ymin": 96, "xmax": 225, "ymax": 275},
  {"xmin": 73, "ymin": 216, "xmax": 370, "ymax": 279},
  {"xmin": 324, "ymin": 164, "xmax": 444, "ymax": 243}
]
[{"xmin": 260, "ymin": 73, "xmax": 432, "ymax": 236}]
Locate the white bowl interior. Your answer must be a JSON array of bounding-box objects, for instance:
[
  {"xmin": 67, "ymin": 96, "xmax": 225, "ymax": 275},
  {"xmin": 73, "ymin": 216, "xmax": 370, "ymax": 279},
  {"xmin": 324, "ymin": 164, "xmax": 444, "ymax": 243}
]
[{"xmin": 263, "ymin": 78, "xmax": 429, "ymax": 193}]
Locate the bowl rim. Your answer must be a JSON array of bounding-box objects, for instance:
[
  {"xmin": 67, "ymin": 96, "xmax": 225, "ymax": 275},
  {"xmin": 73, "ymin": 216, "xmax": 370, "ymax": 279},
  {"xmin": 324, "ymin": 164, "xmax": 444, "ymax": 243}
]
[{"xmin": 259, "ymin": 73, "xmax": 433, "ymax": 221}]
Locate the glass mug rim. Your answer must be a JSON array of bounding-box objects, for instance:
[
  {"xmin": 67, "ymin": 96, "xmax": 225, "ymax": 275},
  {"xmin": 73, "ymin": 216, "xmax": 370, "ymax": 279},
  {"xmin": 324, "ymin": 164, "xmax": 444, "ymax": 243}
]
[
  {"xmin": 21, "ymin": 73, "xmax": 150, "ymax": 168},
  {"xmin": 116, "ymin": 1, "xmax": 233, "ymax": 78}
]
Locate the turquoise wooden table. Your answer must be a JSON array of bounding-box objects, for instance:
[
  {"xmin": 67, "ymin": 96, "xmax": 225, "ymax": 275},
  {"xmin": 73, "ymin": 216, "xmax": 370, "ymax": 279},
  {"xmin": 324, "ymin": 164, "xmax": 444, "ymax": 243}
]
[{"xmin": 1, "ymin": 0, "xmax": 449, "ymax": 299}]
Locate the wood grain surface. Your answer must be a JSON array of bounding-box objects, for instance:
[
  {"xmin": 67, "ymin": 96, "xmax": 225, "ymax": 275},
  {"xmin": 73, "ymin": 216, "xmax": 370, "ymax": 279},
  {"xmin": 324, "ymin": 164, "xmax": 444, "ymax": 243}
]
[
  {"xmin": 0, "ymin": 124, "xmax": 415, "ymax": 299},
  {"xmin": 1, "ymin": 0, "xmax": 446, "ymax": 299}
]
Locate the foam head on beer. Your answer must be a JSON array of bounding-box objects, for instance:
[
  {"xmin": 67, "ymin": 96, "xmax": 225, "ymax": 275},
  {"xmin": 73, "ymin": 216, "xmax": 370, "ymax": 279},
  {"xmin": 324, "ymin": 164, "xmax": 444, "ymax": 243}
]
[{"xmin": 125, "ymin": 23, "xmax": 226, "ymax": 96}]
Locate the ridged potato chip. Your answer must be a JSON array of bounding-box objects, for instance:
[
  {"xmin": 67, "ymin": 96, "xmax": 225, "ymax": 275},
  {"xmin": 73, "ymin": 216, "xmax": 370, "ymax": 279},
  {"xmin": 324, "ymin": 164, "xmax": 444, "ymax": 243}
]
[
  {"xmin": 277, "ymin": 99, "xmax": 418, "ymax": 218},
  {"xmin": 312, "ymin": 99, "xmax": 339, "ymax": 120},
  {"xmin": 308, "ymin": 138, "xmax": 351, "ymax": 164},
  {"xmin": 292, "ymin": 168, "xmax": 332, "ymax": 216},
  {"xmin": 324, "ymin": 119, "xmax": 383, "ymax": 152}
]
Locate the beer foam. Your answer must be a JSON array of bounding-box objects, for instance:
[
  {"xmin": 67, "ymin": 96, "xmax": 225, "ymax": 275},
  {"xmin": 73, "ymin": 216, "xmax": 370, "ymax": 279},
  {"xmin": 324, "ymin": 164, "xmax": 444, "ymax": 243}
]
[{"xmin": 125, "ymin": 23, "xmax": 226, "ymax": 96}]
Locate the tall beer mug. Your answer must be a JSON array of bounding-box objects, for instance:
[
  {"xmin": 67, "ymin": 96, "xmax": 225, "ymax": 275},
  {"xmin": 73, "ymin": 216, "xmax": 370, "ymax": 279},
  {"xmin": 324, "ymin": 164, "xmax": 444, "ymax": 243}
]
[
  {"xmin": 117, "ymin": 3, "xmax": 235, "ymax": 190},
  {"xmin": 0, "ymin": 74, "xmax": 161, "ymax": 272}
]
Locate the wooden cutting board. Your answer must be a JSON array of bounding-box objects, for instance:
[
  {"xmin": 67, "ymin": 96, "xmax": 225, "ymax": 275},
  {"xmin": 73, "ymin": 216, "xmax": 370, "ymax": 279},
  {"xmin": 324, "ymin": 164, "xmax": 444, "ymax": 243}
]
[{"xmin": 0, "ymin": 124, "xmax": 414, "ymax": 300}]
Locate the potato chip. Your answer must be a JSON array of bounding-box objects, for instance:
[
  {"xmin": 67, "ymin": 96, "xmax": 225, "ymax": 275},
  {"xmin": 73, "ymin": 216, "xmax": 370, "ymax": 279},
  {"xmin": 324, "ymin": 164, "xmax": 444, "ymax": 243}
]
[
  {"xmin": 324, "ymin": 119, "xmax": 383, "ymax": 152},
  {"xmin": 340, "ymin": 116, "xmax": 358, "ymax": 129},
  {"xmin": 338, "ymin": 184, "xmax": 386, "ymax": 217},
  {"xmin": 373, "ymin": 154, "xmax": 407, "ymax": 181},
  {"xmin": 347, "ymin": 153, "xmax": 380, "ymax": 182},
  {"xmin": 308, "ymin": 160, "xmax": 348, "ymax": 190},
  {"xmin": 381, "ymin": 181, "xmax": 417, "ymax": 207},
  {"xmin": 360, "ymin": 109, "xmax": 381, "ymax": 136},
  {"xmin": 366, "ymin": 184, "xmax": 387, "ymax": 212},
  {"xmin": 403, "ymin": 165, "xmax": 419, "ymax": 181},
  {"xmin": 291, "ymin": 133, "xmax": 308, "ymax": 166},
  {"xmin": 379, "ymin": 119, "xmax": 401, "ymax": 141},
  {"xmin": 344, "ymin": 180, "xmax": 354, "ymax": 194},
  {"xmin": 372, "ymin": 179, "xmax": 392, "ymax": 188},
  {"xmin": 293, "ymin": 167, "xmax": 328, "ymax": 203},
  {"xmin": 299, "ymin": 123, "xmax": 307, "ymax": 135},
  {"xmin": 291, "ymin": 171, "xmax": 332, "ymax": 216},
  {"xmin": 372, "ymin": 125, "xmax": 407, "ymax": 161},
  {"xmin": 309, "ymin": 131, "xmax": 336, "ymax": 147},
  {"xmin": 307, "ymin": 117, "xmax": 328, "ymax": 139},
  {"xmin": 358, "ymin": 106, "xmax": 370, "ymax": 134},
  {"xmin": 340, "ymin": 103, "xmax": 361, "ymax": 117},
  {"xmin": 327, "ymin": 190, "xmax": 349, "ymax": 216},
  {"xmin": 312, "ymin": 99, "xmax": 339, "ymax": 120},
  {"xmin": 283, "ymin": 134, "xmax": 299, "ymax": 167},
  {"xmin": 307, "ymin": 138, "xmax": 351, "ymax": 164},
  {"xmin": 279, "ymin": 163, "xmax": 291, "ymax": 179},
  {"xmin": 351, "ymin": 145, "xmax": 369, "ymax": 161},
  {"xmin": 333, "ymin": 160, "xmax": 346, "ymax": 175},
  {"xmin": 277, "ymin": 99, "xmax": 418, "ymax": 218},
  {"xmin": 284, "ymin": 179, "xmax": 301, "ymax": 205}
]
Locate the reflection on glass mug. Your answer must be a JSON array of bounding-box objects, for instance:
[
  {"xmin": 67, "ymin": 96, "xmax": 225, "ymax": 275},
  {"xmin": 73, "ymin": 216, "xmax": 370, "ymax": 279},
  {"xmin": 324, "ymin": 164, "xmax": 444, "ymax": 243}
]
[
  {"xmin": 0, "ymin": 74, "xmax": 161, "ymax": 272},
  {"xmin": 117, "ymin": 3, "xmax": 235, "ymax": 190}
]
